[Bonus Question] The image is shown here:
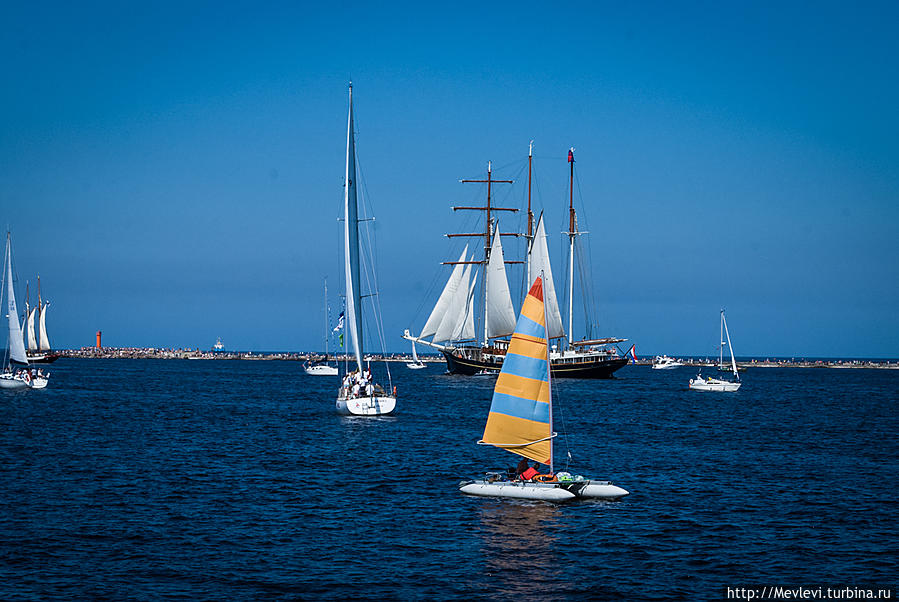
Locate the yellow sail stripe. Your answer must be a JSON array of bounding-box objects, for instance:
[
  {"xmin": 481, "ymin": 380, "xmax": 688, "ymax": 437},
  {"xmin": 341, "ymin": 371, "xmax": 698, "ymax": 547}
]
[
  {"xmin": 505, "ymin": 338, "xmax": 548, "ymax": 361},
  {"xmin": 483, "ymin": 412, "xmax": 552, "ymax": 464},
  {"xmin": 519, "ymin": 295, "xmax": 546, "ymax": 326},
  {"xmin": 495, "ymin": 373, "xmax": 551, "ymax": 404}
]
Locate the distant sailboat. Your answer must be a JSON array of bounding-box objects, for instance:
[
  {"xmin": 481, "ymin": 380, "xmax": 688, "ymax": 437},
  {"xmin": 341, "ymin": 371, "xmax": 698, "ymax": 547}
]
[
  {"xmin": 689, "ymin": 310, "xmax": 741, "ymax": 392},
  {"xmin": 1, "ymin": 233, "xmax": 49, "ymax": 390},
  {"xmin": 334, "ymin": 83, "xmax": 396, "ymax": 416},
  {"xmin": 305, "ymin": 278, "xmax": 338, "ymax": 376},
  {"xmin": 459, "ymin": 275, "xmax": 628, "ymax": 501},
  {"xmin": 24, "ymin": 275, "xmax": 59, "ymax": 364},
  {"xmin": 405, "ymin": 339, "xmax": 426, "ymax": 370}
]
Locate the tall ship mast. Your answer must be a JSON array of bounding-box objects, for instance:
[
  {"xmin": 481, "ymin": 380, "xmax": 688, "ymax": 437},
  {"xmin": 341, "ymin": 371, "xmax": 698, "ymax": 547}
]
[{"xmin": 404, "ymin": 146, "xmax": 629, "ymax": 378}]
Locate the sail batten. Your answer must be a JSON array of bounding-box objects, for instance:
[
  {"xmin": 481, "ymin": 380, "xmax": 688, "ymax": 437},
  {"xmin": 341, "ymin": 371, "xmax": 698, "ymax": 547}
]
[{"xmin": 481, "ymin": 276, "xmax": 551, "ymax": 464}]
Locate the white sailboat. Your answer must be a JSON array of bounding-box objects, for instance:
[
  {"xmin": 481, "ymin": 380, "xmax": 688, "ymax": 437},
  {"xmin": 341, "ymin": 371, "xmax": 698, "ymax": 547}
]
[
  {"xmin": 689, "ymin": 309, "xmax": 741, "ymax": 392},
  {"xmin": 1, "ymin": 233, "xmax": 49, "ymax": 390},
  {"xmin": 335, "ymin": 83, "xmax": 396, "ymax": 416},
  {"xmin": 405, "ymin": 340, "xmax": 426, "ymax": 370},
  {"xmin": 459, "ymin": 275, "xmax": 628, "ymax": 501},
  {"xmin": 305, "ymin": 278, "xmax": 338, "ymax": 376}
]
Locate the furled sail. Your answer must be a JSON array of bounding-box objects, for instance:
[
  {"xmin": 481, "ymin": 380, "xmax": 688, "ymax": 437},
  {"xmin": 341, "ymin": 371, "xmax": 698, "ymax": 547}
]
[
  {"xmin": 527, "ymin": 214, "xmax": 565, "ymax": 339},
  {"xmin": 26, "ymin": 307, "xmax": 37, "ymax": 351},
  {"xmin": 343, "ymin": 83, "xmax": 363, "ymax": 371},
  {"xmin": 434, "ymin": 263, "xmax": 472, "ymax": 343},
  {"xmin": 420, "ymin": 246, "xmax": 468, "ymax": 339},
  {"xmin": 480, "ymin": 276, "xmax": 552, "ymax": 465},
  {"xmin": 39, "ymin": 303, "xmax": 50, "ymax": 351},
  {"xmin": 4, "ymin": 235, "xmax": 28, "ymax": 365},
  {"xmin": 485, "ymin": 224, "xmax": 517, "ymax": 339}
]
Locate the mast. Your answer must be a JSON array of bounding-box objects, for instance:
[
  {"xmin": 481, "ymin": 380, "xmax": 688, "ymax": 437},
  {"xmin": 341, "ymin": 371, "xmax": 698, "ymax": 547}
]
[
  {"xmin": 323, "ymin": 278, "xmax": 329, "ymax": 360},
  {"xmin": 566, "ymin": 148, "xmax": 578, "ymax": 347},
  {"xmin": 37, "ymin": 275, "xmax": 42, "ymax": 350},
  {"xmin": 344, "ymin": 82, "xmax": 363, "ymax": 371},
  {"xmin": 542, "ymin": 271, "xmax": 554, "ymax": 474},
  {"xmin": 452, "ymin": 163, "xmax": 518, "ymax": 344},
  {"xmin": 722, "ymin": 310, "xmax": 739, "ymax": 380},
  {"xmin": 526, "ymin": 141, "xmax": 534, "ymax": 287}
]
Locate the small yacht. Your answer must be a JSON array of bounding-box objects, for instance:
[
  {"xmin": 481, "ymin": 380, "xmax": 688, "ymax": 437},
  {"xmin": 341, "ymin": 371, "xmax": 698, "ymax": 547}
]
[
  {"xmin": 652, "ymin": 355, "xmax": 683, "ymax": 369},
  {"xmin": 689, "ymin": 310, "xmax": 742, "ymax": 392}
]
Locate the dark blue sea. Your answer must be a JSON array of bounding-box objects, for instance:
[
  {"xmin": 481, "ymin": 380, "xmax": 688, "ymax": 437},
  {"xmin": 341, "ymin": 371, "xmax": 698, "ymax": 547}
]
[{"xmin": 1, "ymin": 359, "xmax": 896, "ymax": 600}]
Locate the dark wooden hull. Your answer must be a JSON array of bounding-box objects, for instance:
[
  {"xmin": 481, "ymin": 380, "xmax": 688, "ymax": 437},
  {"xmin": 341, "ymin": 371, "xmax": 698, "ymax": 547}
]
[
  {"xmin": 25, "ymin": 352, "xmax": 60, "ymax": 364},
  {"xmin": 442, "ymin": 348, "xmax": 628, "ymax": 379}
]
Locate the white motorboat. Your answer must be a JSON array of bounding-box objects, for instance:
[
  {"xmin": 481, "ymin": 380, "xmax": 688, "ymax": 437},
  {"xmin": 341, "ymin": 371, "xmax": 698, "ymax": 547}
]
[
  {"xmin": 334, "ymin": 84, "xmax": 396, "ymax": 416},
  {"xmin": 1, "ymin": 232, "xmax": 50, "ymax": 390},
  {"xmin": 689, "ymin": 309, "xmax": 741, "ymax": 392},
  {"xmin": 459, "ymin": 275, "xmax": 628, "ymax": 502},
  {"xmin": 652, "ymin": 355, "xmax": 683, "ymax": 369}
]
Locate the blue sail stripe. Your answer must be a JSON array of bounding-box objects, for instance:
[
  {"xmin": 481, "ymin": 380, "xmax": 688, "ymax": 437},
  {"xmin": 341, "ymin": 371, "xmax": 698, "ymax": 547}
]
[
  {"xmin": 501, "ymin": 352, "xmax": 548, "ymax": 382},
  {"xmin": 513, "ymin": 314, "xmax": 546, "ymax": 341},
  {"xmin": 490, "ymin": 392, "xmax": 551, "ymax": 424}
]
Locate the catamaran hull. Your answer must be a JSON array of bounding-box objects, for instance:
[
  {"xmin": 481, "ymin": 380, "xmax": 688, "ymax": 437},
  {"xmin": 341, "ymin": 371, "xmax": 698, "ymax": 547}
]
[
  {"xmin": 336, "ymin": 394, "xmax": 396, "ymax": 416},
  {"xmin": 689, "ymin": 379, "xmax": 741, "ymax": 392},
  {"xmin": 460, "ymin": 480, "xmax": 629, "ymax": 501},
  {"xmin": 442, "ymin": 349, "xmax": 628, "ymax": 379}
]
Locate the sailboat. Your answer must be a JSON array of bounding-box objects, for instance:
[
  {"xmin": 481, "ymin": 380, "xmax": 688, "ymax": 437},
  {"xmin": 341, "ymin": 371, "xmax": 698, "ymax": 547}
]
[
  {"xmin": 405, "ymin": 339, "xmax": 426, "ymax": 370},
  {"xmin": 334, "ymin": 83, "xmax": 396, "ymax": 416},
  {"xmin": 404, "ymin": 146, "xmax": 629, "ymax": 378},
  {"xmin": 459, "ymin": 275, "xmax": 628, "ymax": 501},
  {"xmin": 1, "ymin": 233, "xmax": 49, "ymax": 390},
  {"xmin": 305, "ymin": 278, "xmax": 339, "ymax": 376},
  {"xmin": 24, "ymin": 276, "xmax": 59, "ymax": 364},
  {"xmin": 689, "ymin": 309, "xmax": 741, "ymax": 392}
]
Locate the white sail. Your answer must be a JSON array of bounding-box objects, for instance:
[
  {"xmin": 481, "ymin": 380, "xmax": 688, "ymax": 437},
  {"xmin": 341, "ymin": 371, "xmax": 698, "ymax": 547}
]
[
  {"xmin": 420, "ymin": 246, "xmax": 468, "ymax": 339},
  {"xmin": 344, "ymin": 84, "xmax": 363, "ymax": 371},
  {"xmin": 485, "ymin": 225, "xmax": 517, "ymax": 338},
  {"xmin": 528, "ymin": 214, "xmax": 565, "ymax": 339},
  {"xmin": 434, "ymin": 263, "xmax": 472, "ymax": 343},
  {"xmin": 455, "ymin": 268, "xmax": 478, "ymax": 341},
  {"xmin": 722, "ymin": 311, "xmax": 739, "ymax": 379},
  {"xmin": 4, "ymin": 235, "xmax": 28, "ymax": 365},
  {"xmin": 26, "ymin": 307, "xmax": 37, "ymax": 351},
  {"xmin": 411, "ymin": 340, "xmax": 419, "ymax": 362}
]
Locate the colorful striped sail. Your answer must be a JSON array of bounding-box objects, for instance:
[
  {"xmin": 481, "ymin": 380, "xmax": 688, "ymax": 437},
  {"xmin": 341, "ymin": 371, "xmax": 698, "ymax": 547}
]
[{"xmin": 480, "ymin": 276, "xmax": 552, "ymax": 465}]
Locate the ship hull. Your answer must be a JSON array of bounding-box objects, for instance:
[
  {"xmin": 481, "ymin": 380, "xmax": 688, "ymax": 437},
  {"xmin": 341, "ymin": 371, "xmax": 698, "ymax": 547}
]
[
  {"xmin": 25, "ymin": 352, "xmax": 60, "ymax": 364},
  {"xmin": 442, "ymin": 348, "xmax": 628, "ymax": 379}
]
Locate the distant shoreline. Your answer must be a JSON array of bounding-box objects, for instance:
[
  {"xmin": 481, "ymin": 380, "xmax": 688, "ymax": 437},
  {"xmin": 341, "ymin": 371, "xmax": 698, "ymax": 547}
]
[{"xmin": 56, "ymin": 348, "xmax": 899, "ymax": 369}]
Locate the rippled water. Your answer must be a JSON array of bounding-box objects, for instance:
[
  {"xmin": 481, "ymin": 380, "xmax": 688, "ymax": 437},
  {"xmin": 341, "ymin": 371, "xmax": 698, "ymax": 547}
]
[{"xmin": 1, "ymin": 359, "xmax": 896, "ymax": 599}]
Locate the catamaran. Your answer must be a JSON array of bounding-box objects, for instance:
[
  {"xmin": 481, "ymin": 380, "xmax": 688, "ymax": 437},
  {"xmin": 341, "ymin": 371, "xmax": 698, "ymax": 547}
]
[
  {"xmin": 404, "ymin": 146, "xmax": 628, "ymax": 378},
  {"xmin": 459, "ymin": 275, "xmax": 628, "ymax": 501},
  {"xmin": 689, "ymin": 309, "xmax": 741, "ymax": 392},
  {"xmin": 305, "ymin": 278, "xmax": 338, "ymax": 376},
  {"xmin": 1, "ymin": 233, "xmax": 49, "ymax": 390},
  {"xmin": 334, "ymin": 84, "xmax": 396, "ymax": 416}
]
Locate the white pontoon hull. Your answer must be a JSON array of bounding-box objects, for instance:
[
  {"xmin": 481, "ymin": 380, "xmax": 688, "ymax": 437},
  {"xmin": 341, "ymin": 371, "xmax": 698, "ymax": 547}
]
[
  {"xmin": 336, "ymin": 394, "xmax": 396, "ymax": 416},
  {"xmin": 689, "ymin": 377, "xmax": 741, "ymax": 392},
  {"xmin": 460, "ymin": 479, "xmax": 629, "ymax": 502}
]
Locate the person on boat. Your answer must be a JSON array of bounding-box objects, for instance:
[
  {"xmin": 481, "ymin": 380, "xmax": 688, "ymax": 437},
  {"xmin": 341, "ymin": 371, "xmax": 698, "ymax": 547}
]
[
  {"xmin": 516, "ymin": 458, "xmax": 530, "ymax": 478},
  {"xmin": 519, "ymin": 462, "xmax": 540, "ymax": 481}
]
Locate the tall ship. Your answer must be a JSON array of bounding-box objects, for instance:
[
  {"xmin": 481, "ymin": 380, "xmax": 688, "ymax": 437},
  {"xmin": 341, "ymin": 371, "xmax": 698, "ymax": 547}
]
[
  {"xmin": 24, "ymin": 276, "xmax": 59, "ymax": 364},
  {"xmin": 404, "ymin": 145, "xmax": 629, "ymax": 378}
]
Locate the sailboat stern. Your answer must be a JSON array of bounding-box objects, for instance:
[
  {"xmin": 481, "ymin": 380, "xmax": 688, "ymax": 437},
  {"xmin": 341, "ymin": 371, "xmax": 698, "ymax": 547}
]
[{"xmin": 336, "ymin": 394, "xmax": 396, "ymax": 416}]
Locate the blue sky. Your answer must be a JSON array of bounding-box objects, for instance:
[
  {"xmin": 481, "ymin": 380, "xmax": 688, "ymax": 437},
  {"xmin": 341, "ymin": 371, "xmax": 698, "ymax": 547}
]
[{"xmin": 1, "ymin": 2, "xmax": 897, "ymax": 357}]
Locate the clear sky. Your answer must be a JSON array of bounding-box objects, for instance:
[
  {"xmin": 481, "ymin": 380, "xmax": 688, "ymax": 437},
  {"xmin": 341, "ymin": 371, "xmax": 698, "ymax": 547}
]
[{"xmin": 2, "ymin": 1, "xmax": 897, "ymax": 358}]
